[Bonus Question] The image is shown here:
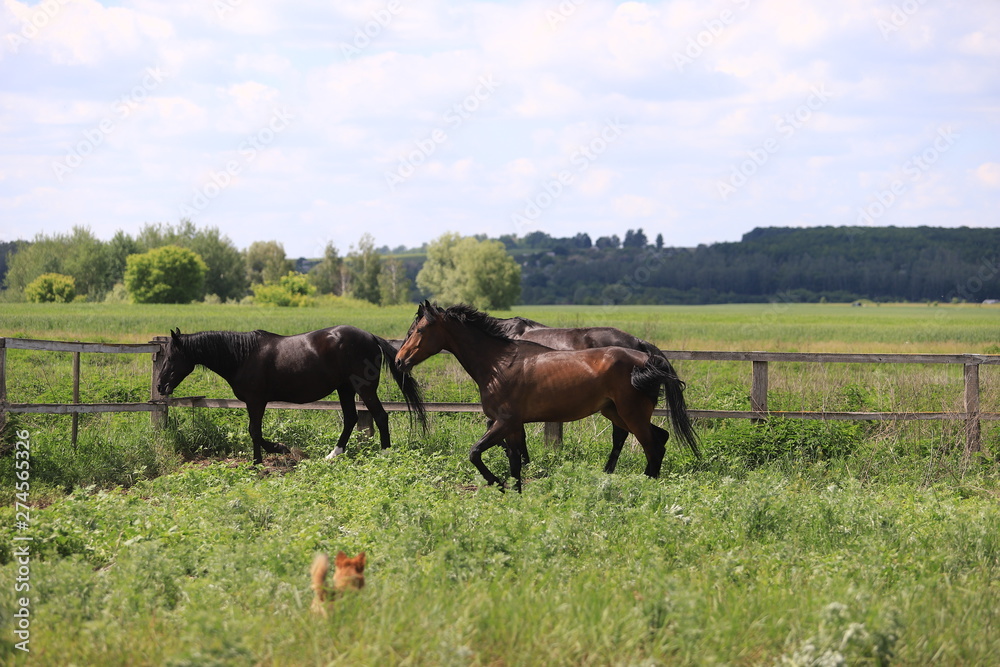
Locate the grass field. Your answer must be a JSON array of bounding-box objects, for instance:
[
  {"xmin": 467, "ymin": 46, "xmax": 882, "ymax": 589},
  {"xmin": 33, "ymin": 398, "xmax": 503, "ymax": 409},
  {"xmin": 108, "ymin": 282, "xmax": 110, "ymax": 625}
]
[{"xmin": 1, "ymin": 302, "xmax": 999, "ymax": 664}]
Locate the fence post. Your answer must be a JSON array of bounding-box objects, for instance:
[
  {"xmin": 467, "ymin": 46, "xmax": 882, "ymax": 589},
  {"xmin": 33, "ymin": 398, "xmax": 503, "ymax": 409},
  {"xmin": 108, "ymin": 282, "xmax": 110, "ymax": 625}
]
[
  {"xmin": 751, "ymin": 360, "xmax": 769, "ymax": 422},
  {"xmin": 0, "ymin": 338, "xmax": 6, "ymax": 432},
  {"xmin": 71, "ymin": 351, "xmax": 81, "ymax": 449},
  {"xmin": 357, "ymin": 410, "xmax": 375, "ymax": 438},
  {"xmin": 150, "ymin": 337, "xmax": 169, "ymax": 429},
  {"xmin": 964, "ymin": 362, "xmax": 981, "ymax": 455},
  {"xmin": 544, "ymin": 421, "xmax": 563, "ymax": 448}
]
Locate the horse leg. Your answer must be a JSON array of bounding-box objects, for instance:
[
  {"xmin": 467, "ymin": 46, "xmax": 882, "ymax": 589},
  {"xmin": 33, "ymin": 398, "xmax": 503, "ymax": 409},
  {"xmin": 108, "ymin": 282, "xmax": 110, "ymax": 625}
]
[
  {"xmin": 246, "ymin": 402, "xmax": 290, "ymax": 465},
  {"xmin": 601, "ymin": 412, "xmax": 628, "ymax": 475},
  {"xmin": 652, "ymin": 423, "xmax": 670, "ymax": 450},
  {"xmin": 327, "ymin": 388, "xmax": 358, "ymax": 459},
  {"xmin": 357, "ymin": 385, "xmax": 392, "ymax": 450},
  {"xmin": 518, "ymin": 425, "xmax": 530, "ymax": 465},
  {"xmin": 503, "ymin": 427, "xmax": 526, "ymax": 493},
  {"xmin": 469, "ymin": 421, "xmax": 513, "ymax": 490},
  {"xmin": 603, "ymin": 402, "xmax": 665, "ymax": 478},
  {"xmin": 486, "ymin": 418, "xmax": 530, "ymax": 466}
]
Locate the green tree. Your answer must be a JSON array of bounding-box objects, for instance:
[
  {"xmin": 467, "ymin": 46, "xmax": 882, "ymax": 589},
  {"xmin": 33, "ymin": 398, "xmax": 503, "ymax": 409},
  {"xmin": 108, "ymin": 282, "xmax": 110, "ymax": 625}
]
[
  {"xmin": 24, "ymin": 273, "xmax": 76, "ymax": 303},
  {"xmin": 245, "ymin": 241, "xmax": 293, "ymax": 286},
  {"xmin": 137, "ymin": 220, "xmax": 247, "ymax": 301},
  {"xmin": 345, "ymin": 233, "xmax": 382, "ymax": 304},
  {"xmin": 378, "ymin": 256, "xmax": 412, "ymax": 305},
  {"xmin": 4, "ymin": 227, "xmax": 110, "ymax": 298},
  {"xmin": 417, "ymin": 233, "xmax": 521, "ymax": 309},
  {"xmin": 623, "ymin": 228, "xmax": 647, "ymax": 248},
  {"xmin": 307, "ymin": 242, "xmax": 344, "ymax": 295},
  {"xmin": 253, "ymin": 271, "xmax": 316, "ymax": 307},
  {"xmin": 124, "ymin": 245, "xmax": 207, "ymax": 304},
  {"xmin": 107, "ymin": 231, "xmax": 141, "ymax": 286}
]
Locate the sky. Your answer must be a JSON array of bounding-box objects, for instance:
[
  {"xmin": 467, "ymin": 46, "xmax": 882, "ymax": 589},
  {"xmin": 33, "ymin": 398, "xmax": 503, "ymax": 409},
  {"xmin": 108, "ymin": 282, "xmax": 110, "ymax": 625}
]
[{"xmin": 1, "ymin": 0, "xmax": 998, "ymax": 259}]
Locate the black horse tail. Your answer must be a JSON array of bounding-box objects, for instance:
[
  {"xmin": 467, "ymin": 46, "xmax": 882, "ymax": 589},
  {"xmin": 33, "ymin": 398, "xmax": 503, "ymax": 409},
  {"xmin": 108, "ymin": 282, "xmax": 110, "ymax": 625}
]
[
  {"xmin": 375, "ymin": 335, "xmax": 427, "ymax": 430},
  {"xmin": 631, "ymin": 354, "xmax": 701, "ymax": 459}
]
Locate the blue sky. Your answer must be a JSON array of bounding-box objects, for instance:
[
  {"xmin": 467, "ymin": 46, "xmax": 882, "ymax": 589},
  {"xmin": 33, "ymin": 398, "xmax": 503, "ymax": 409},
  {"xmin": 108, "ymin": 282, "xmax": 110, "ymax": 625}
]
[{"xmin": 2, "ymin": 0, "xmax": 998, "ymax": 258}]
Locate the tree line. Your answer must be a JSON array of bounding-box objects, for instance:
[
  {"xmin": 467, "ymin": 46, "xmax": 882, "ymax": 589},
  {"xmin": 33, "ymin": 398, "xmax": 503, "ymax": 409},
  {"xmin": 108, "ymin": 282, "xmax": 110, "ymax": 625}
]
[
  {"xmin": 511, "ymin": 226, "xmax": 1000, "ymax": 305},
  {"xmin": 0, "ymin": 221, "xmax": 522, "ymax": 309},
  {"xmin": 3, "ymin": 223, "xmax": 997, "ymax": 307}
]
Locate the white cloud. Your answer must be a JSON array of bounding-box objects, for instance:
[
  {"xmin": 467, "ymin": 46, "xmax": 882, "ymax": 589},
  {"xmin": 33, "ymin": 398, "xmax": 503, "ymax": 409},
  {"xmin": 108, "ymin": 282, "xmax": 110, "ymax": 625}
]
[
  {"xmin": 974, "ymin": 163, "xmax": 1000, "ymax": 189},
  {"xmin": 1, "ymin": 0, "xmax": 998, "ymax": 256}
]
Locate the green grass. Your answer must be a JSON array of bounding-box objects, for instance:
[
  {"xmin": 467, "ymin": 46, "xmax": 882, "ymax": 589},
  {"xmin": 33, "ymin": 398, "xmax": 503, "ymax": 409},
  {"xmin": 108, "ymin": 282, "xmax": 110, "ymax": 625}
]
[
  {"xmin": 2, "ymin": 443, "xmax": 999, "ymax": 664},
  {"xmin": 1, "ymin": 302, "xmax": 1000, "ymax": 664}
]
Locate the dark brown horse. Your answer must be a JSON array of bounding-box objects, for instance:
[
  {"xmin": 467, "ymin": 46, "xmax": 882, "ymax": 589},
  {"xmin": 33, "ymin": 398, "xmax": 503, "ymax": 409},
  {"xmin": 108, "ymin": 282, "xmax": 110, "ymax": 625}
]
[
  {"xmin": 157, "ymin": 327, "xmax": 426, "ymax": 464},
  {"xmin": 395, "ymin": 302, "xmax": 696, "ymax": 491},
  {"xmin": 496, "ymin": 315, "xmax": 700, "ymax": 471}
]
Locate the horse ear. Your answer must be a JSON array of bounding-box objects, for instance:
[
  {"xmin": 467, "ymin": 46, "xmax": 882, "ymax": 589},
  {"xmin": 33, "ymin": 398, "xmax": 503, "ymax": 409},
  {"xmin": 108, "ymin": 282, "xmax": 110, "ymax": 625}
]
[{"xmin": 171, "ymin": 328, "xmax": 181, "ymax": 340}]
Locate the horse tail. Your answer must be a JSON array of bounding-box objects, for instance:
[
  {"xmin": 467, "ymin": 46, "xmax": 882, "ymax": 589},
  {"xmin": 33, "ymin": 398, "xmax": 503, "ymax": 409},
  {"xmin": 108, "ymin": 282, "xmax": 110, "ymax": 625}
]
[
  {"xmin": 374, "ymin": 334, "xmax": 427, "ymax": 430},
  {"xmin": 631, "ymin": 354, "xmax": 701, "ymax": 459}
]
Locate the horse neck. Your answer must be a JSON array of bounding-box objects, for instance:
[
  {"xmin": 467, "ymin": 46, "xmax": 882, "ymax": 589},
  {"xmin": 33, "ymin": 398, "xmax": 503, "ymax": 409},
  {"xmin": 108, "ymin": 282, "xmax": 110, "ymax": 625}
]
[
  {"xmin": 439, "ymin": 320, "xmax": 514, "ymax": 386},
  {"xmin": 183, "ymin": 331, "xmax": 257, "ymax": 380}
]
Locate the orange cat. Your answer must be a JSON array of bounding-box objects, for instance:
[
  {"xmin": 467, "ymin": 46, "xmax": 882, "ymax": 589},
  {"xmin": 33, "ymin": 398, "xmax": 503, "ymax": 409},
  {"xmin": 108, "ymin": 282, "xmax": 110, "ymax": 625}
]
[{"xmin": 311, "ymin": 551, "xmax": 366, "ymax": 616}]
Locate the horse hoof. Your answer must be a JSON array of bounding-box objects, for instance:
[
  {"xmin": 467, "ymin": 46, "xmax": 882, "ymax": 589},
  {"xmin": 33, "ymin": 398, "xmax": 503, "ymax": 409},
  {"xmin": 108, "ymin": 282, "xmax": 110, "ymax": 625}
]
[{"xmin": 325, "ymin": 447, "xmax": 346, "ymax": 460}]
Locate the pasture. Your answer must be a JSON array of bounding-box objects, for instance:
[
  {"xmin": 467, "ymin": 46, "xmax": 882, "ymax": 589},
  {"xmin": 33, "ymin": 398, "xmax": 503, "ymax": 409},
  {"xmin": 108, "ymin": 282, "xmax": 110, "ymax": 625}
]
[{"xmin": 1, "ymin": 302, "xmax": 999, "ymax": 664}]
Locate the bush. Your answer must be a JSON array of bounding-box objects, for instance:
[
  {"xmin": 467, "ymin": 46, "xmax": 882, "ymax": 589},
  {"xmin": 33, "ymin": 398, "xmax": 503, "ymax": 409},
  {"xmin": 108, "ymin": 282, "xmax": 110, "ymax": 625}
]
[
  {"xmin": 709, "ymin": 418, "xmax": 865, "ymax": 468},
  {"xmin": 124, "ymin": 245, "xmax": 207, "ymax": 304},
  {"xmin": 24, "ymin": 273, "xmax": 76, "ymax": 303},
  {"xmin": 252, "ymin": 271, "xmax": 316, "ymax": 307}
]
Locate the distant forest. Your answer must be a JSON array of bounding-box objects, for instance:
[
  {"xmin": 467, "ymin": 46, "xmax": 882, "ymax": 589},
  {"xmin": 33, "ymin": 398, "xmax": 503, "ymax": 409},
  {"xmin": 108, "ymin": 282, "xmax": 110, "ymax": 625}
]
[
  {"xmin": 448, "ymin": 226, "xmax": 1000, "ymax": 305},
  {"xmin": 5, "ymin": 226, "xmax": 999, "ymax": 305}
]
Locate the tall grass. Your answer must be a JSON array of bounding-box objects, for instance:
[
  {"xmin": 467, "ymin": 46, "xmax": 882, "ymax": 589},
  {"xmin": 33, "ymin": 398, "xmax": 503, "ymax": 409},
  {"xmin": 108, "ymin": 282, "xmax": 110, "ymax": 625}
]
[
  {"xmin": 2, "ymin": 441, "xmax": 998, "ymax": 664},
  {"xmin": 1, "ymin": 302, "xmax": 999, "ymax": 664}
]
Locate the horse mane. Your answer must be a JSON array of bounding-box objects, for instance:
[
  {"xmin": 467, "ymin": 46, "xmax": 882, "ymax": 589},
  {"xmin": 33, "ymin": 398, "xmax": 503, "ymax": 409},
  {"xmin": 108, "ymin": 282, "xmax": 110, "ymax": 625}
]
[
  {"xmin": 178, "ymin": 330, "xmax": 267, "ymax": 376},
  {"xmin": 441, "ymin": 304, "xmax": 512, "ymax": 341}
]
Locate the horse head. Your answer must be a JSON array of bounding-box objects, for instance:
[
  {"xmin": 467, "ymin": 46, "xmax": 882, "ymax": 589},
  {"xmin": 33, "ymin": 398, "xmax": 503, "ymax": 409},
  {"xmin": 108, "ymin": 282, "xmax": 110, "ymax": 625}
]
[
  {"xmin": 156, "ymin": 328, "xmax": 196, "ymax": 396},
  {"xmin": 396, "ymin": 301, "xmax": 444, "ymax": 372}
]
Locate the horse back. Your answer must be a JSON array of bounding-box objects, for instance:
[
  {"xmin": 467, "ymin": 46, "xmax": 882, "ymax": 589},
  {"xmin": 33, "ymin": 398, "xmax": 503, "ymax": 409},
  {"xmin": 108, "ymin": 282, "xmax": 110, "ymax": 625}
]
[
  {"xmin": 519, "ymin": 326, "xmax": 651, "ymax": 354},
  {"xmin": 237, "ymin": 326, "xmax": 384, "ymax": 403}
]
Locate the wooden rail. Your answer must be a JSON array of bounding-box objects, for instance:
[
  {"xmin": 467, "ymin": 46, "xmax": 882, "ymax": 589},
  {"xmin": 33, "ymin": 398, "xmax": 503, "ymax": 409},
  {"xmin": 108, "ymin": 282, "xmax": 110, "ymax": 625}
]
[{"xmin": 1, "ymin": 337, "xmax": 997, "ymax": 454}]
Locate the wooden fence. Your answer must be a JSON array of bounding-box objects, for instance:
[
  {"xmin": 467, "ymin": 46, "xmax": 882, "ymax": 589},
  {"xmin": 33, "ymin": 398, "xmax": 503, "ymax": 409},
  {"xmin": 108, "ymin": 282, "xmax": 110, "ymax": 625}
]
[{"xmin": 2, "ymin": 337, "xmax": 998, "ymax": 453}]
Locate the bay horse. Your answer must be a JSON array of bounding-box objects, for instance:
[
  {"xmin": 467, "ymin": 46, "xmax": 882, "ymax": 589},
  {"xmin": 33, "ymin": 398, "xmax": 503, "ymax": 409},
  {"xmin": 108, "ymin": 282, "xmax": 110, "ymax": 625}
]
[
  {"xmin": 496, "ymin": 315, "xmax": 700, "ymax": 471},
  {"xmin": 395, "ymin": 302, "xmax": 696, "ymax": 491},
  {"xmin": 156, "ymin": 326, "xmax": 426, "ymax": 464}
]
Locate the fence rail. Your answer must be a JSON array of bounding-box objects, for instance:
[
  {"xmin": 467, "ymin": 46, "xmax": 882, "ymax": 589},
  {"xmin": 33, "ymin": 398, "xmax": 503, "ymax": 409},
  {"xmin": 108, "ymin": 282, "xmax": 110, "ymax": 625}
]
[{"xmin": 1, "ymin": 337, "xmax": 997, "ymax": 453}]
